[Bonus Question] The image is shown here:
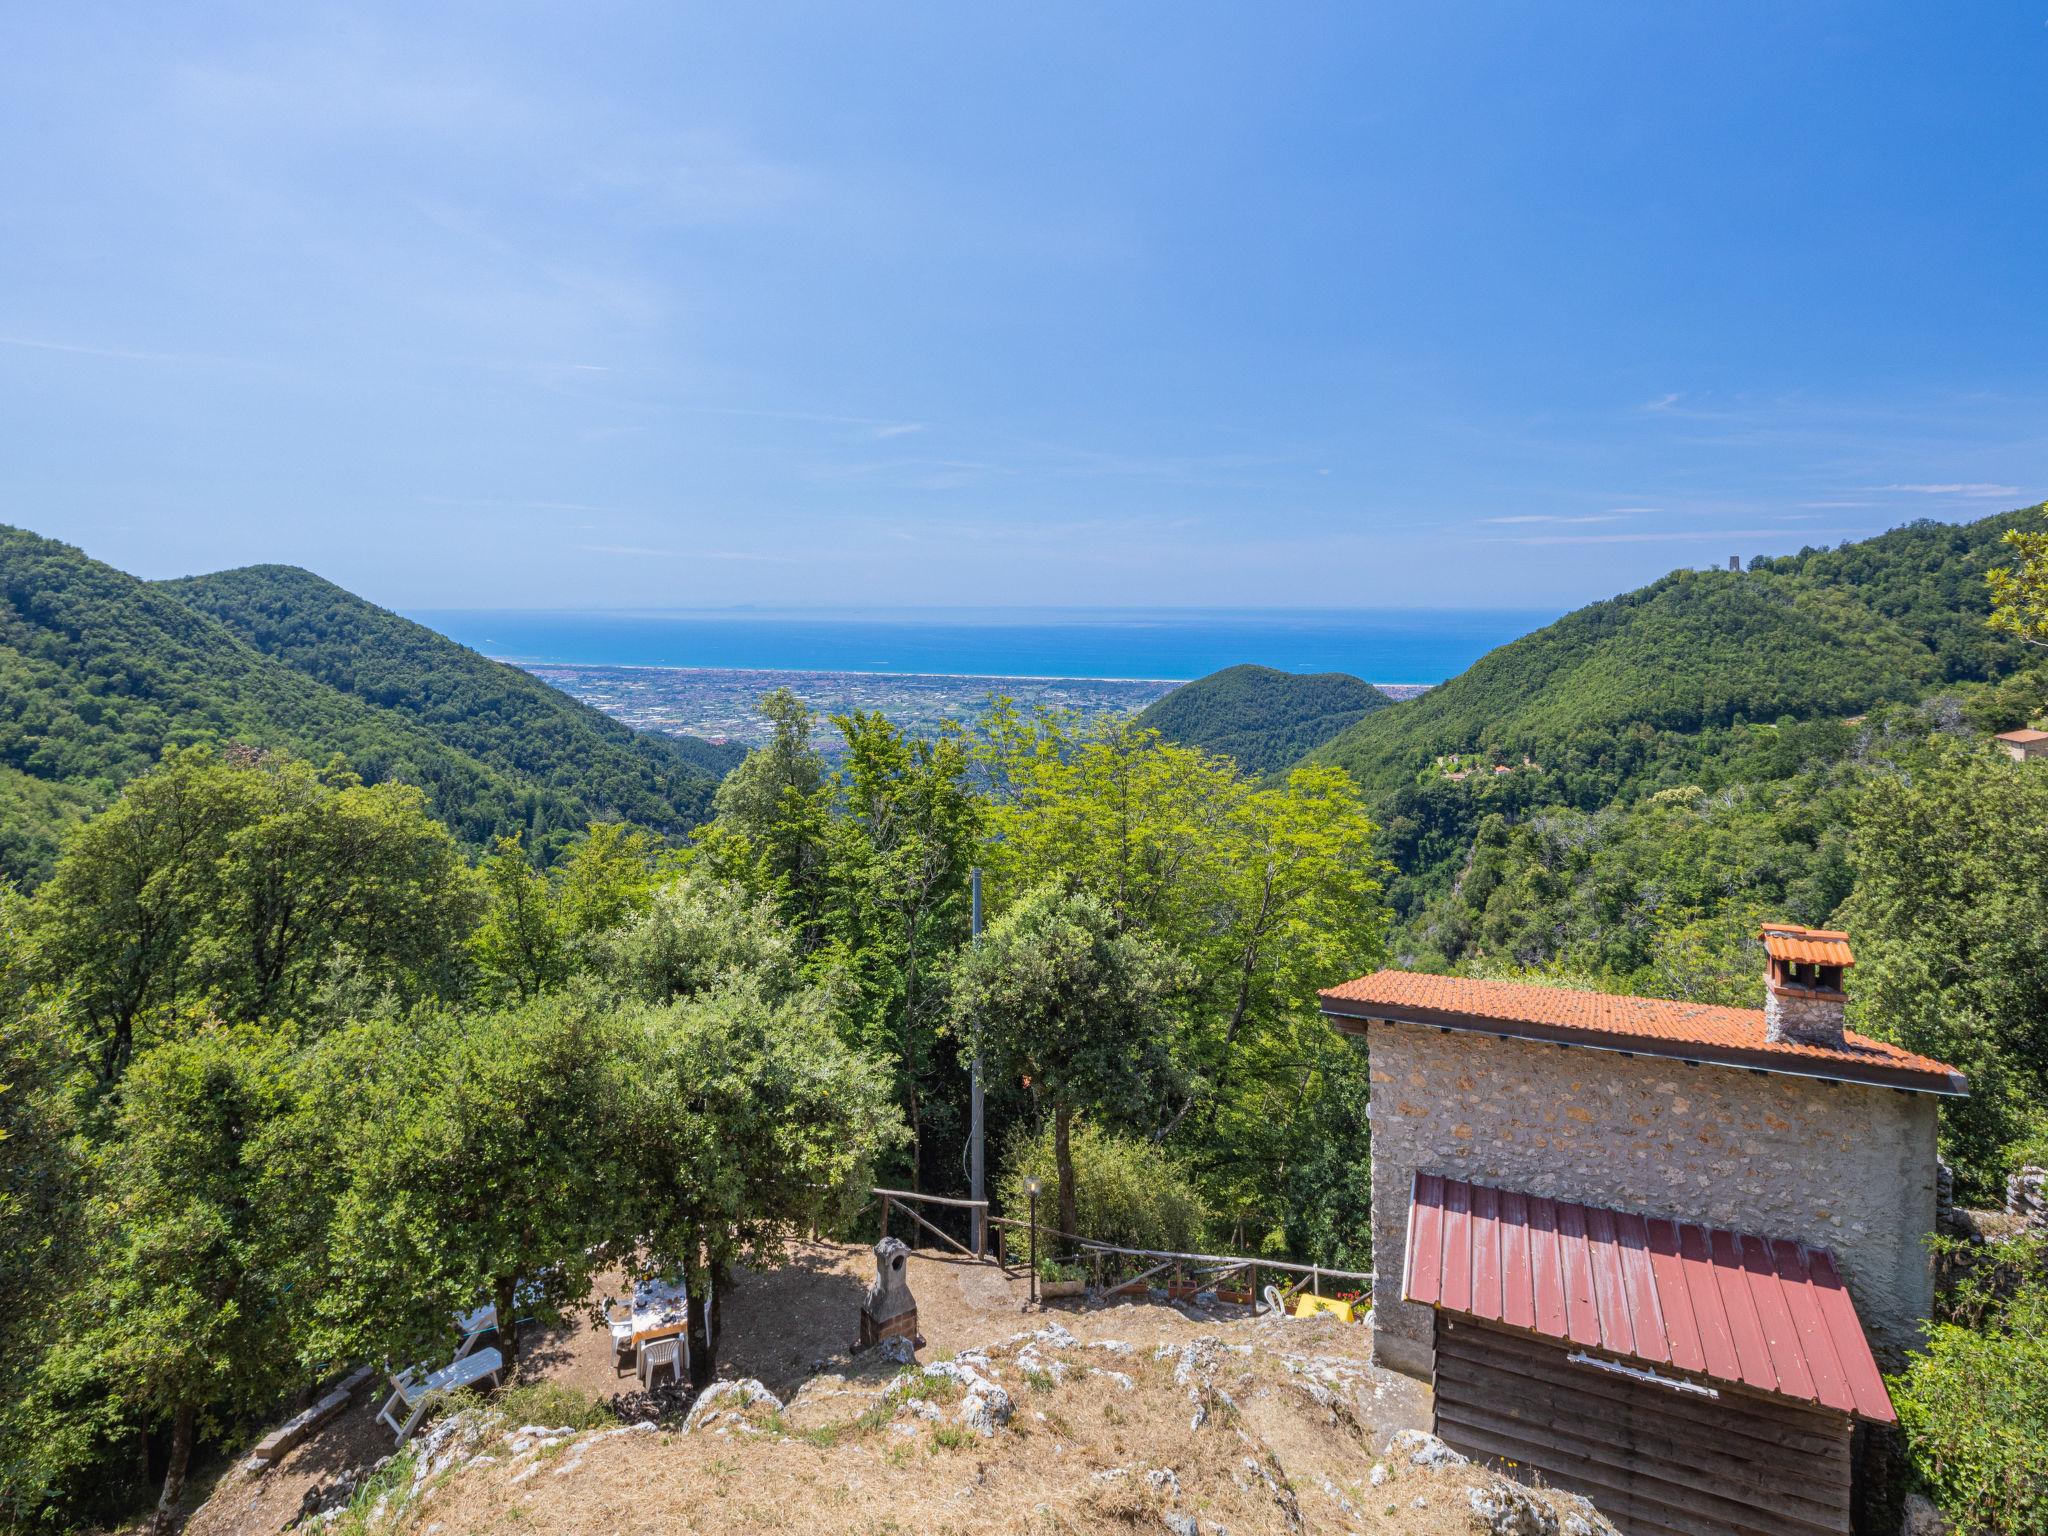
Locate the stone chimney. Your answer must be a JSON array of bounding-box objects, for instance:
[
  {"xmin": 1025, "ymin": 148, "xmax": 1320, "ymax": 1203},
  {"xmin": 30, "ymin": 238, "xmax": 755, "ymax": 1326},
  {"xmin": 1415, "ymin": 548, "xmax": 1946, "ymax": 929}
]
[{"xmin": 1760, "ymin": 925, "xmax": 1853, "ymax": 1048}]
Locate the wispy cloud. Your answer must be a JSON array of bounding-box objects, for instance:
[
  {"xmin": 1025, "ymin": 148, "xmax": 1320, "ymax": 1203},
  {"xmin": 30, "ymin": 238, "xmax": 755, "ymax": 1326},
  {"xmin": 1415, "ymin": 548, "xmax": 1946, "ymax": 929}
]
[
  {"xmin": 1881, "ymin": 482, "xmax": 2021, "ymax": 497},
  {"xmin": 0, "ymin": 334, "xmax": 235, "ymax": 366},
  {"xmin": 1501, "ymin": 526, "xmax": 1860, "ymax": 546},
  {"xmin": 421, "ymin": 495, "xmax": 624, "ymax": 514},
  {"xmin": 574, "ymin": 543, "xmax": 793, "ymax": 562},
  {"xmin": 1479, "ymin": 512, "xmax": 1635, "ymax": 526}
]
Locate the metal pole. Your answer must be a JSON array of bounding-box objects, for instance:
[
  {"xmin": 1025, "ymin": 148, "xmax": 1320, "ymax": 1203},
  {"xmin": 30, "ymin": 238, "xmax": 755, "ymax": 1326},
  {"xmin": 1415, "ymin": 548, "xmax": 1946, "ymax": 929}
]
[
  {"xmin": 968, "ymin": 865, "xmax": 985, "ymax": 1257},
  {"xmin": 1028, "ymin": 1186, "xmax": 1039, "ymax": 1307}
]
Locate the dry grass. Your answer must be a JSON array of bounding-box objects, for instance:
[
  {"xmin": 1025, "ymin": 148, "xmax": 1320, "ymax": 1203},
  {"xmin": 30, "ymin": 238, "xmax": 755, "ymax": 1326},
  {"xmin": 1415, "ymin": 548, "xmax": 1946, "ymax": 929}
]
[{"xmin": 182, "ymin": 1244, "xmax": 1605, "ymax": 1536}]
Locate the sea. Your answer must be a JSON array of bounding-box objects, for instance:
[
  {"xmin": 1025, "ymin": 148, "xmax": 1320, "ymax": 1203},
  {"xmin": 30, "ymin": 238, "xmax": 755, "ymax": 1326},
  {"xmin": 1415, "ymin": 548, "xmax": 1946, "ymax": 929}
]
[{"xmin": 404, "ymin": 607, "xmax": 1553, "ymax": 686}]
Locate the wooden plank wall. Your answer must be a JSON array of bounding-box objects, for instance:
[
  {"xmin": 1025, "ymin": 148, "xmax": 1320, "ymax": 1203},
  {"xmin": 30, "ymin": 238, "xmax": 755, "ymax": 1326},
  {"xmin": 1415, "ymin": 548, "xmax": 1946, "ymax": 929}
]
[{"xmin": 1433, "ymin": 1315, "xmax": 1853, "ymax": 1536}]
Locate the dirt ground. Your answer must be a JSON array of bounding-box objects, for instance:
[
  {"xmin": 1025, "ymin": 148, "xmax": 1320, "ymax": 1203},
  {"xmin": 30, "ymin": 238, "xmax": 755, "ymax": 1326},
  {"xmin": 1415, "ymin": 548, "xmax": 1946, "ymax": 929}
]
[{"xmin": 182, "ymin": 1241, "xmax": 1435, "ymax": 1536}]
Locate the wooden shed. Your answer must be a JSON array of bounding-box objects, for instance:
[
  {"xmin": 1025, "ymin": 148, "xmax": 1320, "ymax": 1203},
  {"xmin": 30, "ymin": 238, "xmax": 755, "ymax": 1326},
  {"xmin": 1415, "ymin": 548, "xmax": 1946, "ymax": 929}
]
[{"xmin": 1405, "ymin": 1174, "xmax": 1896, "ymax": 1536}]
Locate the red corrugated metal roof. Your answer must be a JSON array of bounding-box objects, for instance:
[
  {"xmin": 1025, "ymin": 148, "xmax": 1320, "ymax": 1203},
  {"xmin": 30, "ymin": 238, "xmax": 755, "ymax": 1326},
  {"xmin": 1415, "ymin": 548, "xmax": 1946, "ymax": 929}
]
[
  {"xmin": 1405, "ymin": 1174, "xmax": 1895, "ymax": 1422},
  {"xmin": 1319, "ymin": 970, "xmax": 1965, "ymax": 1095},
  {"xmin": 1760, "ymin": 925, "xmax": 1855, "ymax": 968}
]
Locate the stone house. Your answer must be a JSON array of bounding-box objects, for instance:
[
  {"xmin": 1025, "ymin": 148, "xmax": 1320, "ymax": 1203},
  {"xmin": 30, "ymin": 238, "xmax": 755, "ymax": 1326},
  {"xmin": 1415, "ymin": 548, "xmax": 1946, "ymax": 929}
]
[
  {"xmin": 1320, "ymin": 926, "xmax": 1966, "ymax": 1536},
  {"xmin": 1994, "ymin": 727, "xmax": 2048, "ymax": 762}
]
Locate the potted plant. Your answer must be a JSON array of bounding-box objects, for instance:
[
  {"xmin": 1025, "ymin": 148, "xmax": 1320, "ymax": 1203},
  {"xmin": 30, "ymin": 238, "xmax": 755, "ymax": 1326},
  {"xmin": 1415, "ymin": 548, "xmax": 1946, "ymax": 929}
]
[{"xmin": 1038, "ymin": 1256, "xmax": 1088, "ymax": 1299}]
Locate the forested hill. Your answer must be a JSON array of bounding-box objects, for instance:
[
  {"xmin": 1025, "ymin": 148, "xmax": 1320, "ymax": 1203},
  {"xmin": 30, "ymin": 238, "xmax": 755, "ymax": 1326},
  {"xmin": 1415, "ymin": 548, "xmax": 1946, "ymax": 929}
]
[
  {"xmin": 0, "ymin": 528, "xmax": 727, "ymax": 883},
  {"xmin": 1134, "ymin": 663, "xmax": 1389, "ymax": 775},
  {"xmin": 162, "ymin": 563, "xmax": 738, "ymax": 818},
  {"xmin": 1305, "ymin": 509, "xmax": 2041, "ymax": 809}
]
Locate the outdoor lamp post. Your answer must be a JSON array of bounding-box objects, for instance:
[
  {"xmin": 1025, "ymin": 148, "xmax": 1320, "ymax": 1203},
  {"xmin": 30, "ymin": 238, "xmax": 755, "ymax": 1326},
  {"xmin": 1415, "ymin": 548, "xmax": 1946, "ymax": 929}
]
[{"xmin": 1023, "ymin": 1176, "xmax": 1042, "ymax": 1306}]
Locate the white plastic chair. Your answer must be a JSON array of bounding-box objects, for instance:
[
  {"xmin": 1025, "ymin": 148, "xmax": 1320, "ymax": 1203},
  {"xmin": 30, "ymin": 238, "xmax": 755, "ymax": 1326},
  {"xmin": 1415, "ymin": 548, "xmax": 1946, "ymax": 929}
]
[
  {"xmin": 639, "ymin": 1334, "xmax": 683, "ymax": 1391},
  {"xmin": 376, "ymin": 1346, "xmax": 504, "ymax": 1443}
]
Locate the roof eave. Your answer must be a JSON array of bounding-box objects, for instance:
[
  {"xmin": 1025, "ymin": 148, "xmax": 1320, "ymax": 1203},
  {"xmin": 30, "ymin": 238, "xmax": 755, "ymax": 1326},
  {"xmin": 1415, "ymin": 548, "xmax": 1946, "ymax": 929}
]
[{"xmin": 1319, "ymin": 997, "xmax": 1969, "ymax": 1098}]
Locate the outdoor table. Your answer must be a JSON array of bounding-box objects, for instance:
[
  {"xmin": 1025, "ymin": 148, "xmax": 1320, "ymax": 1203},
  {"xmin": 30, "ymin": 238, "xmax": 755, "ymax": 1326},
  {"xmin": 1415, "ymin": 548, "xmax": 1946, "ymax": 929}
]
[{"xmin": 629, "ymin": 1277, "xmax": 690, "ymax": 1350}]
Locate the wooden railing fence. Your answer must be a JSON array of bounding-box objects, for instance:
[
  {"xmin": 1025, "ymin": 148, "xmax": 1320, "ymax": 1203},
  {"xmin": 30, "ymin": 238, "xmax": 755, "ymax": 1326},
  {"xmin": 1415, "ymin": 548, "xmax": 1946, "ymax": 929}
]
[{"xmin": 871, "ymin": 1187, "xmax": 1371, "ymax": 1308}]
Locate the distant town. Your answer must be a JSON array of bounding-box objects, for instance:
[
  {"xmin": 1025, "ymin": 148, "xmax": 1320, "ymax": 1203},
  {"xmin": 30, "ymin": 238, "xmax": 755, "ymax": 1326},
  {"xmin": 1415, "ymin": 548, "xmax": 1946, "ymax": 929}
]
[{"xmin": 528, "ymin": 663, "xmax": 1430, "ymax": 750}]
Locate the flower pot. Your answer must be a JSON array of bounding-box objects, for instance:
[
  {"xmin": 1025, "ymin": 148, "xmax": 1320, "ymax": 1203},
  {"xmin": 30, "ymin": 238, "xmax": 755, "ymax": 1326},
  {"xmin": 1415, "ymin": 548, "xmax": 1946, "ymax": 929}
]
[
  {"xmin": 1039, "ymin": 1278, "xmax": 1086, "ymax": 1299},
  {"xmin": 1213, "ymin": 1287, "xmax": 1253, "ymax": 1305}
]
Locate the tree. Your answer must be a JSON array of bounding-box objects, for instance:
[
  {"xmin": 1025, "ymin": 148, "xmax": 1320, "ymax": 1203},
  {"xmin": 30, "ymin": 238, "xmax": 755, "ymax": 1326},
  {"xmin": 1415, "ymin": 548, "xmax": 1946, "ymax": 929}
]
[
  {"xmin": 1839, "ymin": 742, "xmax": 2048, "ymax": 1198},
  {"xmin": 710, "ymin": 689, "xmax": 832, "ymax": 949},
  {"xmin": 0, "ymin": 886, "xmax": 90, "ymax": 1528},
  {"xmin": 553, "ymin": 821, "xmax": 663, "ymax": 946},
  {"xmin": 591, "ymin": 868, "xmax": 800, "ymax": 1005},
  {"xmin": 971, "ymin": 709, "xmax": 1387, "ymax": 1237},
  {"xmin": 53, "ymin": 1023, "xmax": 312, "ymax": 1534},
  {"xmin": 950, "ymin": 885, "xmax": 1181, "ymax": 1244},
  {"xmin": 1892, "ymin": 1235, "xmax": 2048, "ymax": 1534},
  {"xmin": 313, "ymin": 991, "xmax": 621, "ymax": 1372},
  {"xmin": 825, "ymin": 711, "xmax": 979, "ymax": 1189},
  {"xmin": 469, "ymin": 833, "xmax": 567, "ymax": 1002},
  {"xmin": 606, "ymin": 979, "xmax": 903, "ymax": 1384},
  {"xmin": 27, "ymin": 747, "xmax": 476, "ymax": 1080},
  {"xmin": 1987, "ymin": 506, "xmax": 2048, "ymax": 647}
]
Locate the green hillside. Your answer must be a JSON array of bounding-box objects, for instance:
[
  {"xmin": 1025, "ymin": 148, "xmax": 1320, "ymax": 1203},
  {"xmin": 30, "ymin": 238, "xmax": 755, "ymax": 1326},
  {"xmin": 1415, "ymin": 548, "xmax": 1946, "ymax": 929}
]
[
  {"xmin": 161, "ymin": 563, "xmax": 734, "ymax": 831},
  {"xmin": 0, "ymin": 528, "xmax": 725, "ymax": 883},
  {"xmin": 1306, "ymin": 510, "xmax": 2041, "ymax": 810},
  {"xmin": 1134, "ymin": 664, "xmax": 1389, "ymax": 775}
]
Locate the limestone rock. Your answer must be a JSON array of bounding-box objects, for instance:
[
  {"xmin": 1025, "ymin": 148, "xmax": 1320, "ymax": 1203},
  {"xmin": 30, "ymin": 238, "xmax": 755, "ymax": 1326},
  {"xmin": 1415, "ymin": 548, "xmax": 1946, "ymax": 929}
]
[
  {"xmin": 682, "ymin": 1378, "xmax": 782, "ymax": 1433},
  {"xmin": 1467, "ymin": 1481, "xmax": 1559, "ymax": 1536},
  {"xmin": 959, "ymin": 1379, "xmax": 1014, "ymax": 1436},
  {"xmin": 1385, "ymin": 1428, "xmax": 1467, "ymax": 1469}
]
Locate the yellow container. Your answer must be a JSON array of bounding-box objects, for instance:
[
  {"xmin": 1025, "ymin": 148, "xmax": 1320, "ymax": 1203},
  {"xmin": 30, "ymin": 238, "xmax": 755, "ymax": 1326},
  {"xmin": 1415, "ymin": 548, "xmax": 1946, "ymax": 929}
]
[{"xmin": 1290, "ymin": 1294, "xmax": 1359, "ymax": 1323}]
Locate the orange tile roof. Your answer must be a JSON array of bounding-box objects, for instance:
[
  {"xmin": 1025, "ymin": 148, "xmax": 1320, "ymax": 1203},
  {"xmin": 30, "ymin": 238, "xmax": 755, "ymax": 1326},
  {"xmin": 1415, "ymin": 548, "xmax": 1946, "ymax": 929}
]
[
  {"xmin": 1996, "ymin": 729, "xmax": 2048, "ymax": 743},
  {"xmin": 1760, "ymin": 925, "xmax": 1855, "ymax": 968},
  {"xmin": 1319, "ymin": 970, "xmax": 1965, "ymax": 1095}
]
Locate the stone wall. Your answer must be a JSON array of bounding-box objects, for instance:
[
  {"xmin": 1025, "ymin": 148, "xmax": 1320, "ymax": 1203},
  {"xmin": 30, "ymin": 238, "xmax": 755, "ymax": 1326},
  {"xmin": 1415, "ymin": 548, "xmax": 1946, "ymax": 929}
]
[{"xmin": 1364, "ymin": 1020, "xmax": 1941, "ymax": 1380}]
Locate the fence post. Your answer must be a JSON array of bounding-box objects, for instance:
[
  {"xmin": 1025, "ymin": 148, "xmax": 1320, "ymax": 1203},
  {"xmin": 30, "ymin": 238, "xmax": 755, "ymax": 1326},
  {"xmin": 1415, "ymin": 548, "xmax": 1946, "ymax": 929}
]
[{"xmin": 1312, "ymin": 1264, "xmax": 1321, "ymax": 1297}]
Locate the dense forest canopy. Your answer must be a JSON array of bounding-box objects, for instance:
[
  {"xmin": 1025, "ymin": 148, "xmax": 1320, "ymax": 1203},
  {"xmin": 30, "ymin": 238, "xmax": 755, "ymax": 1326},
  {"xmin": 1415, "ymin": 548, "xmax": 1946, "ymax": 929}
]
[
  {"xmin": 1134, "ymin": 663, "xmax": 1390, "ymax": 775},
  {"xmin": 1307, "ymin": 509, "xmax": 2041, "ymax": 811},
  {"xmin": 0, "ymin": 529, "xmax": 731, "ymax": 883},
  {"xmin": 6, "ymin": 506, "xmax": 2048, "ymax": 1532}
]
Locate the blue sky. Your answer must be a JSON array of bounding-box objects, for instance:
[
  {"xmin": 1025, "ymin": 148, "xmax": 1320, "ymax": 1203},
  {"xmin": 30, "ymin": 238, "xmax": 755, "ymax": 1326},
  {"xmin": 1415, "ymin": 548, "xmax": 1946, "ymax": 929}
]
[{"xmin": 2, "ymin": 4, "xmax": 2043, "ymax": 611}]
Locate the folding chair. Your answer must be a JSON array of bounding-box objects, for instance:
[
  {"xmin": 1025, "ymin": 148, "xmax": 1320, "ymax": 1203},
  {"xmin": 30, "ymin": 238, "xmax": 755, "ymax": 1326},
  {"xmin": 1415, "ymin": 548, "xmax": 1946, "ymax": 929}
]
[{"xmin": 375, "ymin": 1347, "xmax": 504, "ymax": 1443}]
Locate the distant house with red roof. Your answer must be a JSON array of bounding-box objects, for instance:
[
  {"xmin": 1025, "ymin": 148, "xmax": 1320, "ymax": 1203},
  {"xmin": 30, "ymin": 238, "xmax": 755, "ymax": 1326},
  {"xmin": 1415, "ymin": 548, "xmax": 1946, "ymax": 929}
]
[
  {"xmin": 1995, "ymin": 727, "xmax": 2048, "ymax": 762},
  {"xmin": 1320, "ymin": 927, "xmax": 1964, "ymax": 1534}
]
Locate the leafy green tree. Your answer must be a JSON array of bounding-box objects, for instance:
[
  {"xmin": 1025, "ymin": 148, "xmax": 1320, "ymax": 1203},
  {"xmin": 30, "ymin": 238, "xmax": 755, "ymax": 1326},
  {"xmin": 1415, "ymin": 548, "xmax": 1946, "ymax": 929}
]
[
  {"xmin": 0, "ymin": 887, "xmax": 89, "ymax": 1528},
  {"xmin": 45, "ymin": 1023, "xmax": 311, "ymax": 1534},
  {"xmin": 710, "ymin": 689, "xmax": 832, "ymax": 949},
  {"xmin": 1892, "ymin": 1235, "xmax": 2048, "ymax": 1535},
  {"xmin": 951, "ymin": 884, "xmax": 1181, "ymax": 1244},
  {"xmin": 469, "ymin": 833, "xmax": 567, "ymax": 1002},
  {"xmin": 825, "ymin": 711, "xmax": 979, "ymax": 1189},
  {"xmin": 972, "ymin": 710, "xmax": 1386, "ymax": 1236},
  {"xmin": 553, "ymin": 821, "xmax": 663, "ymax": 945},
  {"xmin": 313, "ymin": 991, "xmax": 621, "ymax": 1372},
  {"xmin": 606, "ymin": 979, "xmax": 903, "ymax": 1383},
  {"xmin": 591, "ymin": 868, "xmax": 800, "ymax": 1004},
  {"xmin": 1987, "ymin": 506, "xmax": 2048, "ymax": 647},
  {"xmin": 1276, "ymin": 1035, "xmax": 1374, "ymax": 1268},
  {"xmin": 998, "ymin": 1121, "xmax": 1207, "ymax": 1253},
  {"xmin": 27, "ymin": 747, "xmax": 476, "ymax": 1081},
  {"xmin": 1840, "ymin": 742, "xmax": 2048, "ymax": 1197}
]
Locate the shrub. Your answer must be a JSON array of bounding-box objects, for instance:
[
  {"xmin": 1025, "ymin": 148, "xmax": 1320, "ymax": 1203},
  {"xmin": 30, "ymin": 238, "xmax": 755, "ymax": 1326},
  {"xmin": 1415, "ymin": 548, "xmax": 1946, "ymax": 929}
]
[
  {"xmin": 999, "ymin": 1121, "xmax": 1208, "ymax": 1253},
  {"xmin": 1892, "ymin": 1244, "xmax": 2048, "ymax": 1534}
]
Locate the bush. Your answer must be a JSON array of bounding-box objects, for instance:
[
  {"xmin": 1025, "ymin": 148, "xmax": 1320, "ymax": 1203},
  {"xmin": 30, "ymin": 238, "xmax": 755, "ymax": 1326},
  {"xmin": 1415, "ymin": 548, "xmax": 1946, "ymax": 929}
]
[
  {"xmin": 1892, "ymin": 1244, "xmax": 2048, "ymax": 1534},
  {"xmin": 999, "ymin": 1121, "xmax": 1208, "ymax": 1253}
]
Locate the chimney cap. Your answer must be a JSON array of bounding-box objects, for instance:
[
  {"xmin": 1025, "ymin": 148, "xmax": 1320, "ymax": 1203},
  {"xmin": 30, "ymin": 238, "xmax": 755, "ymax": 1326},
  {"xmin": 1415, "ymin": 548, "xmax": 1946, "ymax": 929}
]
[{"xmin": 1760, "ymin": 924, "xmax": 1854, "ymax": 969}]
